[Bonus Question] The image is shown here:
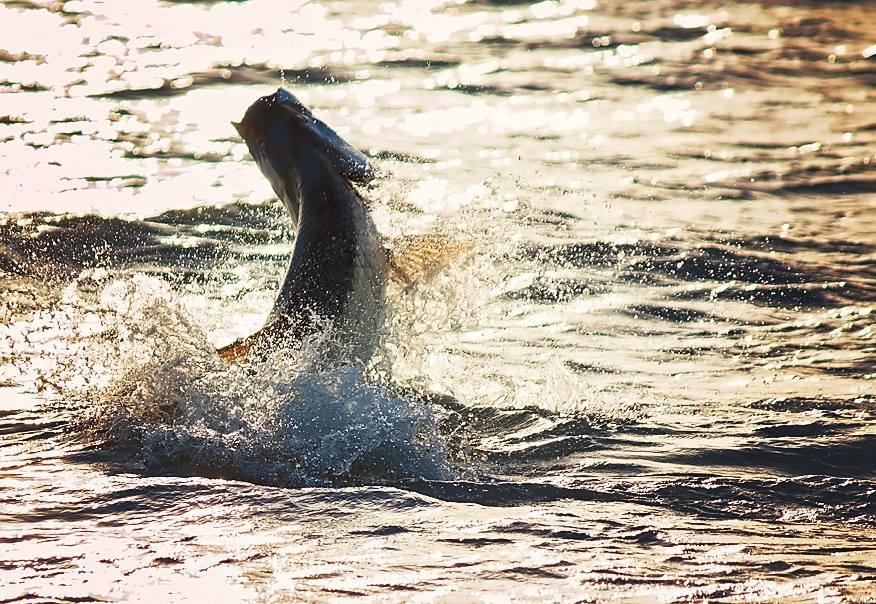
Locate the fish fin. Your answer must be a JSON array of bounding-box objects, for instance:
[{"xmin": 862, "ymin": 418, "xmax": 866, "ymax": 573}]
[
  {"xmin": 217, "ymin": 337, "xmax": 252, "ymax": 363},
  {"xmin": 385, "ymin": 234, "xmax": 472, "ymax": 287}
]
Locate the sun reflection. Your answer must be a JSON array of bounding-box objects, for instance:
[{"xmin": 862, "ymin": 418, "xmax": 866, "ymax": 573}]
[{"xmin": 1, "ymin": 0, "xmax": 875, "ymax": 598}]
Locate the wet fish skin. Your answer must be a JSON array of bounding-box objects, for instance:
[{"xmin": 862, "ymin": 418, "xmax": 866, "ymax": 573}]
[{"xmin": 222, "ymin": 88, "xmax": 387, "ymax": 365}]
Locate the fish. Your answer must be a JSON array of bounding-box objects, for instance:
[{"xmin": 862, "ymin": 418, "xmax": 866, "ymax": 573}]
[{"xmin": 218, "ymin": 88, "xmax": 388, "ymax": 366}]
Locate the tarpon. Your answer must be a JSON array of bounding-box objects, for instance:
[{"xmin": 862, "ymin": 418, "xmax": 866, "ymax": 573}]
[{"xmin": 219, "ymin": 89, "xmax": 388, "ymax": 366}]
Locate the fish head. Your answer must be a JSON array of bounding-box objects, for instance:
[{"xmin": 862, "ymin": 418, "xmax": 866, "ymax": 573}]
[{"xmin": 233, "ymin": 88, "xmax": 375, "ymax": 194}]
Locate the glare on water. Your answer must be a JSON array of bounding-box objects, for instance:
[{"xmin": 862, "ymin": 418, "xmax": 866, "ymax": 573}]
[{"xmin": 0, "ymin": 0, "xmax": 874, "ymax": 601}]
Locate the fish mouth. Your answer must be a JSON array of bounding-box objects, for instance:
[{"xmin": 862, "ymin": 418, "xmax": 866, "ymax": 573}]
[{"xmin": 234, "ymin": 88, "xmax": 375, "ymax": 185}]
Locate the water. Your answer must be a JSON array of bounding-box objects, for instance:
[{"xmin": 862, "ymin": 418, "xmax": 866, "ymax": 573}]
[{"xmin": 1, "ymin": 0, "xmax": 874, "ymax": 600}]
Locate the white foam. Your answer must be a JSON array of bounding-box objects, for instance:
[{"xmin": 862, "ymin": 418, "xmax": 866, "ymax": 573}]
[{"xmin": 28, "ymin": 272, "xmax": 453, "ymax": 486}]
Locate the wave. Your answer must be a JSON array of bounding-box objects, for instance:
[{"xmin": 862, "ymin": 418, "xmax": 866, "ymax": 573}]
[
  {"xmin": 91, "ymin": 66, "xmax": 350, "ymax": 100},
  {"xmin": 518, "ymin": 236, "xmax": 874, "ymax": 308},
  {"xmin": 0, "ymin": 203, "xmax": 292, "ymax": 281},
  {"xmin": 401, "ymin": 473, "xmax": 876, "ymax": 526}
]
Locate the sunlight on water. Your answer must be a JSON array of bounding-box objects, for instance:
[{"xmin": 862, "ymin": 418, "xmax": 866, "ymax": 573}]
[{"xmin": 1, "ymin": 0, "xmax": 875, "ymax": 600}]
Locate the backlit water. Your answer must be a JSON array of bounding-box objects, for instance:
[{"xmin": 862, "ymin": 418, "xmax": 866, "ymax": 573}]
[{"xmin": 1, "ymin": 0, "xmax": 874, "ymax": 600}]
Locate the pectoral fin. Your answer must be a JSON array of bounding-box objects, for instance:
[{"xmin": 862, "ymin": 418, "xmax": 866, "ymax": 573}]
[
  {"xmin": 385, "ymin": 233, "xmax": 473, "ymax": 287},
  {"xmin": 217, "ymin": 337, "xmax": 253, "ymax": 363}
]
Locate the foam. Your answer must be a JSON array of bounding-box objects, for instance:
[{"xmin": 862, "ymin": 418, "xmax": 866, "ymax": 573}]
[{"xmin": 30, "ymin": 272, "xmax": 453, "ymax": 486}]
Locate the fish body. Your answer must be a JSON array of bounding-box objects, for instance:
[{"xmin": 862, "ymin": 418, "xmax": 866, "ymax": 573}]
[{"xmin": 225, "ymin": 89, "xmax": 387, "ymax": 366}]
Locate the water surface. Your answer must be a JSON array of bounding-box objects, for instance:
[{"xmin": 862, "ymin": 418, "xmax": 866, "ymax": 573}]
[{"xmin": 1, "ymin": 0, "xmax": 874, "ymax": 600}]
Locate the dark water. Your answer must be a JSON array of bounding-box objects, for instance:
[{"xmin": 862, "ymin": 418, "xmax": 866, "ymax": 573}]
[{"xmin": 1, "ymin": 0, "xmax": 875, "ymax": 600}]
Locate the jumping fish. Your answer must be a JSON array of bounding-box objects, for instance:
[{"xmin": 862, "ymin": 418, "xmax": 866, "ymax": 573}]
[
  {"xmin": 219, "ymin": 89, "xmax": 463, "ymax": 366},
  {"xmin": 218, "ymin": 89, "xmax": 387, "ymax": 365}
]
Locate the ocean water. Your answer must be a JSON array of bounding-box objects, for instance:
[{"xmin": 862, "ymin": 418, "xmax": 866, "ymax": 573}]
[{"xmin": 1, "ymin": 0, "xmax": 874, "ymax": 600}]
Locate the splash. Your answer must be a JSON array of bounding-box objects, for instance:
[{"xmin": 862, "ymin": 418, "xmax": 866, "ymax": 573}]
[
  {"xmin": 371, "ymin": 188, "xmax": 644, "ymax": 421},
  {"xmin": 8, "ymin": 270, "xmax": 452, "ymax": 486}
]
